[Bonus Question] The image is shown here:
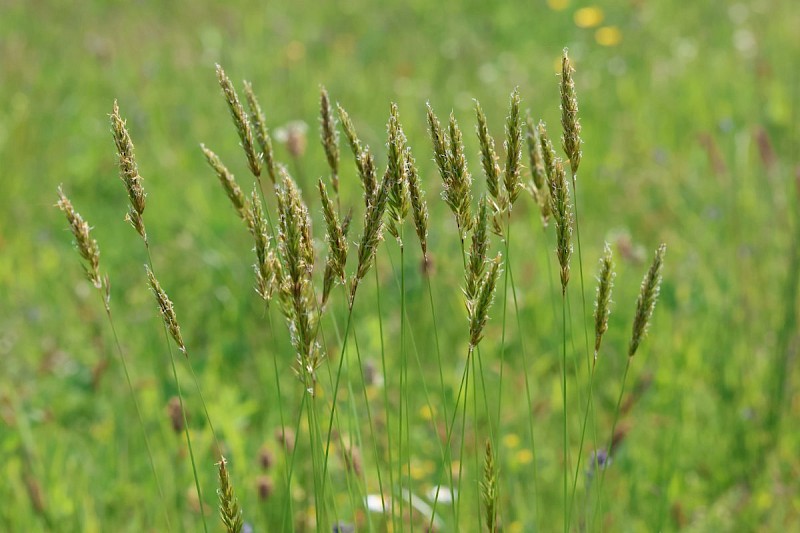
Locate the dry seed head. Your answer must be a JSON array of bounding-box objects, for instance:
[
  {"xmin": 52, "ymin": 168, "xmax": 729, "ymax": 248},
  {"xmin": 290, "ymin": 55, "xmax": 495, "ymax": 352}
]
[
  {"xmin": 550, "ymin": 158, "xmax": 572, "ymax": 294},
  {"xmin": 447, "ymin": 113, "xmax": 474, "ymax": 236},
  {"xmin": 469, "ymin": 253, "xmax": 502, "ymax": 348},
  {"xmin": 503, "ymin": 88, "xmax": 523, "ymax": 207},
  {"xmin": 110, "ymin": 101, "xmax": 147, "ymax": 240},
  {"xmin": 201, "ymin": 144, "xmax": 249, "ymax": 220},
  {"xmin": 475, "ymin": 99, "xmax": 503, "ymax": 205},
  {"xmin": 319, "ymin": 87, "xmax": 340, "ymax": 193},
  {"xmin": 560, "ymin": 49, "xmax": 582, "ymax": 175},
  {"xmin": 405, "ymin": 148, "xmax": 430, "ymax": 261},
  {"xmin": 216, "ymin": 64, "xmax": 262, "ymax": 178},
  {"xmin": 593, "ymin": 243, "xmax": 615, "ymax": 360},
  {"xmin": 145, "ymin": 265, "xmax": 186, "ymax": 355},
  {"xmin": 217, "ymin": 456, "xmax": 244, "ymax": 533},
  {"xmin": 56, "ymin": 187, "xmax": 102, "ymax": 289},
  {"xmin": 386, "ymin": 103, "xmax": 411, "ymax": 241},
  {"xmin": 628, "ymin": 243, "xmax": 666, "ymax": 357},
  {"xmin": 243, "ymin": 81, "xmax": 278, "ymax": 184},
  {"xmin": 465, "ymin": 196, "xmax": 489, "ymax": 301},
  {"xmin": 481, "ymin": 439, "xmax": 498, "ymax": 533}
]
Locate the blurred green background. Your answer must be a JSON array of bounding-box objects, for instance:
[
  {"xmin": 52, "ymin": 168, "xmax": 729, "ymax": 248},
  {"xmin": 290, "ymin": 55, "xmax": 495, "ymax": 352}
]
[{"xmin": 1, "ymin": 0, "xmax": 799, "ymax": 530}]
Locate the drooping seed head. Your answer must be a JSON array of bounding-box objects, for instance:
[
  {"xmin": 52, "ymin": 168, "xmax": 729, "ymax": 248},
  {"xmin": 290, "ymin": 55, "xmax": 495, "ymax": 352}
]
[
  {"xmin": 593, "ymin": 243, "xmax": 615, "ymax": 360},
  {"xmin": 56, "ymin": 187, "xmax": 102, "ymax": 289},
  {"xmin": 216, "ymin": 64, "xmax": 262, "ymax": 178},
  {"xmin": 550, "ymin": 158, "xmax": 572, "ymax": 293},
  {"xmin": 145, "ymin": 265, "xmax": 186, "ymax": 355},
  {"xmin": 216, "ymin": 456, "xmax": 244, "ymax": 533},
  {"xmin": 201, "ymin": 144, "xmax": 249, "ymax": 220},
  {"xmin": 503, "ymin": 87, "xmax": 523, "ymax": 207},
  {"xmin": 628, "ymin": 244, "xmax": 666, "ymax": 357},
  {"xmin": 110, "ymin": 100, "xmax": 147, "ymax": 240},
  {"xmin": 243, "ymin": 81, "xmax": 278, "ymax": 184},
  {"xmin": 560, "ymin": 49, "xmax": 582, "ymax": 175},
  {"xmin": 319, "ymin": 87, "xmax": 340, "ymax": 193}
]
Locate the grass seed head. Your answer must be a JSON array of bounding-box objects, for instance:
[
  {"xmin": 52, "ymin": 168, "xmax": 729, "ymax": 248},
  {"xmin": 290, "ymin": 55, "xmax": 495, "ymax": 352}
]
[
  {"xmin": 560, "ymin": 49, "xmax": 582, "ymax": 175},
  {"xmin": 406, "ymin": 148, "xmax": 430, "ymax": 262},
  {"xmin": 628, "ymin": 243, "xmax": 666, "ymax": 357},
  {"xmin": 550, "ymin": 158, "xmax": 572, "ymax": 293},
  {"xmin": 469, "ymin": 253, "xmax": 502, "ymax": 348},
  {"xmin": 145, "ymin": 265, "xmax": 186, "ymax": 355},
  {"xmin": 56, "ymin": 187, "xmax": 102, "ymax": 289},
  {"xmin": 111, "ymin": 100, "xmax": 147, "ymax": 240},
  {"xmin": 217, "ymin": 456, "xmax": 244, "ymax": 533},
  {"xmin": 386, "ymin": 102, "xmax": 411, "ymax": 242},
  {"xmin": 481, "ymin": 439, "xmax": 498, "ymax": 533},
  {"xmin": 319, "ymin": 86, "xmax": 340, "ymax": 193},
  {"xmin": 201, "ymin": 144, "xmax": 249, "ymax": 220},
  {"xmin": 475, "ymin": 99, "xmax": 503, "ymax": 206},
  {"xmin": 351, "ymin": 166, "xmax": 392, "ymax": 307},
  {"xmin": 594, "ymin": 243, "xmax": 615, "ymax": 360},
  {"xmin": 447, "ymin": 113, "xmax": 474, "ymax": 237},
  {"xmin": 243, "ymin": 81, "xmax": 278, "ymax": 184},
  {"xmin": 503, "ymin": 87, "xmax": 523, "ymax": 207},
  {"xmin": 465, "ymin": 195, "xmax": 489, "ymax": 301},
  {"xmin": 216, "ymin": 64, "xmax": 262, "ymax": 178},
  {"xmin": 319, "ymin": 178, "xmax": 348, "ymax": 307}
]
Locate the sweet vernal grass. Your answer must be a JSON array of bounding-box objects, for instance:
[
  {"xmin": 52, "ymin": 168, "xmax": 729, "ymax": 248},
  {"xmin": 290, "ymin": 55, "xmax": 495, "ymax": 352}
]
[{"xmin": 58, "ymin": 55, "xmax": 671, "ymax": 531}]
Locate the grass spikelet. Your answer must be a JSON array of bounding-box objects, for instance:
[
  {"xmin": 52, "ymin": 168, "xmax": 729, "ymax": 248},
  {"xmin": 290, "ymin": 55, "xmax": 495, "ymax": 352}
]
[
  {"xmin": 216, "ymin": 64, "xmax": 262, "ymax": 178},
  {"xmin": 465, "ymin": 196, "xmax": 489, "ymax": 301},
  {"xmin": 249, "ymin": 189, "xmax": 275, "ymax": 301},
  {"xmin": 526, "ymin": 112, "xmax": 551, "ymax": 225},
  {"xmin": 319, "ymin": 86, "xmax": 340, "ymax": 194},
  {"xmin": 628, "ymin": 243, "xmax": 666, "ymax": 357},
  {"xmin": 110, "ymin": 100, "xmax": 147, "ymax": 240},
  {"xmin": 201, "ymin": 144, "xmax": 249, "ymax": 220},
  {"xmin": 503, "ymin": 88, "xmax": 523, "ymax": 208},
  {"xmin": 217, "ymin": 456, "xmax": 244, "ymax": 533},
  {"xmin": 56, "ymin": 187, "xmax": 102, "ymax": 289},
  {"xmin": 426, "ymin": 102, "xmax": 451, "ymax": 184},
  {"xmin": 405, "ymin": 148, "xmax": 429, "ymax": 261},
  {"xmin": 387, "ymin": 102, "xmax": 410, "ymax": 242},
  {"xmin": 337, "ymin": 103, "xmax": 362, "ymax": 164},
  {"xmin": 319, "ymin": 178, "xmax": 348, "ymax": 306},
  {"xmin": 350, "ymin": 167, "xmax": 392, "ymax": 307},
  {"xmin": 481, "ymin": 439, "xmax": 499, "ymax": 533},
  {"xmin": 475, "ymin": 99, "xmax": 503, "ymax": 206},
  {"xmin": 469, "ymin": 253, "xmax": 502, "ymax": 348},
  {"xmin": 594, "ymin": 243, "xmax": 615, "ymax": 359},
  {"xmin": 243, "ymin": 81, "xmax": 278, "ymax": 184},
  {"xmin": 145, "ymin": 265, "xmax": 186, "ymax": 355},
  {"xmin": 550, "ymin": 159, "xmax": 573, "ymax": 294},
  {"xmin": 560, "ymin": 49, "xmax": 582, "ymax": 175}
]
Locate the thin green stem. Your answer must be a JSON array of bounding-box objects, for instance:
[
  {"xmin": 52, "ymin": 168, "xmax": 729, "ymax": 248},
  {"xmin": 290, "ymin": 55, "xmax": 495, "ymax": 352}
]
[{"xmin": 562, "ymin": 294, "xmax": 568, "ymax": 533}]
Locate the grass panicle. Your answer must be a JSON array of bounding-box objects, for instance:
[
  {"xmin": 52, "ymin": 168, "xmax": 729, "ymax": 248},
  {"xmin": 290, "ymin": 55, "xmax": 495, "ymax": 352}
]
[
  {"xmin": 469, "ymin": 253, "xmax": 502, "ymax": 349},
  {"xmin": 550, "ymin": 158, "xmax": 573, "ymax": 294},
  {"xmin": 481, "ymin": 439, "xmax": 499, "ymax": 533},
  {"xmin": 215, "ymin": 64, "xmax": 262, "ymax": 178},
  {"xmin": 503, "ymin": 88, "xmax": 523, "ymax": 208},
  {"xmin": 110, "ymin": 100, "xmax": 147, "ymax": 240},
  {"xmin": 475, "ymin": 99, "xmax": 503, "ymax": 207},
  {"xmin": 406, "ymin": 148, "xmax": 430, "ymax": 262},
  {"xmin": 217, "ymin": 456, "xmax": 244, "ymax": 533},
  {"xmin": 56, "ymin": 187, "xmax": 102, "ymax": 290},
  {"xmin": 243, "ymin": 81, "xmax": 278, "ymax": 184},
  {"xmin": 629, "ymin": 243, "xmax": 666, "ymax": 357},
  {"xmin": 249, "ymin": 189, "xmax": 277, "ymax": 301},
  {"xmin": 560, "ymin": 49, "xmax": 582, "ymax": 175},
  {"xmin": 594, "ymin": 243, "xmax": 615, "ymax": 359},
  {"xmin": 319, "ymin": 178, "xmax": 348, "ymax": 306},
  {"xmin": 201, "ymin": 144, "xmax": 250, "ymax": 220},
  {"xmin": 386, "ymin": 102, "xmax": 410, "ymax": 242},
  {"xmin": 145, "ymin": 265, "xmax": 187, "ymax": 355},
  {"xmin": 319, "ymin": 86, "xmax": 340, "ymax": 194}
]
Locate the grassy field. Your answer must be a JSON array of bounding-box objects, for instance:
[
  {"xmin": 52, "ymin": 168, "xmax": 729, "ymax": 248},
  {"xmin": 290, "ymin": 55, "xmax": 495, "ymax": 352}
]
[{"xmin": 2, "ymin": 0, "xmax": 799, "ymax": 531}]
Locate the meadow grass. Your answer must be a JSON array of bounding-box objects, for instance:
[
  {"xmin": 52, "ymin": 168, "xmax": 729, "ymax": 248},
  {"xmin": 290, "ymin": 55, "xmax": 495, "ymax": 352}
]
[{"xmin": 3, "ymin": 0, "xmax": 800, "ymax": 531}]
